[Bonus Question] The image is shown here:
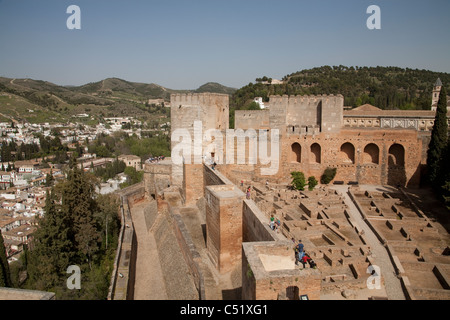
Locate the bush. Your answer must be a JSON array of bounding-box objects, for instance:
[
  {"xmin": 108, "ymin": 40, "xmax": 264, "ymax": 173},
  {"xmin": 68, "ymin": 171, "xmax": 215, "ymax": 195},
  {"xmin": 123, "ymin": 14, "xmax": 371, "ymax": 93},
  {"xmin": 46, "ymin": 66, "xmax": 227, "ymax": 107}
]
[
  {"xmin": 291, "ymin": 171, "xmax": 306, "ymax": 191},
  {"xmin": 321, "ymin": 167, "xmax": 337, "ymax": 185},
  {"xmin": 308, "ymin": 176, "xmax": 318, "ymax": 191}
]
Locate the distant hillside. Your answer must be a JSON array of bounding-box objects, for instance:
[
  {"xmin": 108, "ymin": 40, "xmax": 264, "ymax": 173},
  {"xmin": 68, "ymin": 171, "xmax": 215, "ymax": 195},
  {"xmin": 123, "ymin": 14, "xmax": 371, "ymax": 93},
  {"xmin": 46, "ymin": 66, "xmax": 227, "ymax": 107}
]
[
  {"xmin": 230, "ymin": 66, "xmax": 450, "ymax": 117},
  {"xmin": 0, "ymin": 77, "xmax": 235, "ymax": 124},
  {"xmin": 195, "ymin": 82, "xmax": 237, "ymax": 95}
]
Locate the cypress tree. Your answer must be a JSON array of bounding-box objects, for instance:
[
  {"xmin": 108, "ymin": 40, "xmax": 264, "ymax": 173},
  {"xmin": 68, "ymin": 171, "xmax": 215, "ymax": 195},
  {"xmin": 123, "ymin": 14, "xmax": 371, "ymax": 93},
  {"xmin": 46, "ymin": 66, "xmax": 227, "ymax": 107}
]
[
  {"xmin": 439, "ymin": 138, "xmax": 450, "ymax": 207},
  {"xmin": 61, "ymin": 160, "xmax": 100, "ymax": 268},
  {"xmin": 0, "ymin": 230, "xmax": 12, "ymax": 287},
  {"xmin": 427, "ymin": 86, "xmax": 448, "ymax": 185},
  {"xmin": 27, "ymin": 189, "xmax": 74, "ymax": 290}
]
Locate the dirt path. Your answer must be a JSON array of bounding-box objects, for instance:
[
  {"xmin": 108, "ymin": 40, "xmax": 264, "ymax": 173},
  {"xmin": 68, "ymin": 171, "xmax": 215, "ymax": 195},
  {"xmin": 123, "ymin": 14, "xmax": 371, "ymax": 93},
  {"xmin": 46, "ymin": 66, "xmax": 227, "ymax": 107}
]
[
  {"xmin": 330, "ymin": 185, "xmax": 406, "ymax": 300},
  {"xmin": 129, "ymin": 200, "xmax": 168, "ymax": 300}
]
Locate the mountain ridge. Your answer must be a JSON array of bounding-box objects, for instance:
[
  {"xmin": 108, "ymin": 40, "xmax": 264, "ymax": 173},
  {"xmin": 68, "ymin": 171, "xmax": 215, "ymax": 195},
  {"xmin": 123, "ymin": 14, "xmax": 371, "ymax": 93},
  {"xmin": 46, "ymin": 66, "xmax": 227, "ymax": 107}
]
[{"xmin": 0, "ymin": 76, "xmax": 237, "ymax": 123}]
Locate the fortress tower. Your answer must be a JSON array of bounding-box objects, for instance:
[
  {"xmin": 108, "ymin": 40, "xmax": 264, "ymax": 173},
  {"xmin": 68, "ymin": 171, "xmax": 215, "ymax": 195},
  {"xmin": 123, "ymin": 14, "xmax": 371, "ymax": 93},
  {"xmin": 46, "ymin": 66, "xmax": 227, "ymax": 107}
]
[
  {"xmin": 432, "ymin": 78, "xmax": 443, "ymax": 111},
  {"xmin": 170, "ymin": 92, "xmax": 230, "ymax": 198}
]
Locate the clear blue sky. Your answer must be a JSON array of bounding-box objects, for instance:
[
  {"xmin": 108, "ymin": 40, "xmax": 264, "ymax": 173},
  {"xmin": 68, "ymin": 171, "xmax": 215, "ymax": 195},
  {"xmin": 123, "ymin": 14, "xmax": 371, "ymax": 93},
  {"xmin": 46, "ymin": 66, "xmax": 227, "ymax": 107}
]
[{"xmin": 0, "ymin": 0, "xmax": 449, "ymax": 89}]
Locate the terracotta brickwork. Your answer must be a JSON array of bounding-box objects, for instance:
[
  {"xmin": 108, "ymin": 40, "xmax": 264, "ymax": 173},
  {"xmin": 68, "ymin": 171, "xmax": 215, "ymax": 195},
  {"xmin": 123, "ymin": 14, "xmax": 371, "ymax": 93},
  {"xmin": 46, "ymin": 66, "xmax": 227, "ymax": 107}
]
[{"xmin": 205, "ymin": 184, "xmax": 245, "ymax": 274}]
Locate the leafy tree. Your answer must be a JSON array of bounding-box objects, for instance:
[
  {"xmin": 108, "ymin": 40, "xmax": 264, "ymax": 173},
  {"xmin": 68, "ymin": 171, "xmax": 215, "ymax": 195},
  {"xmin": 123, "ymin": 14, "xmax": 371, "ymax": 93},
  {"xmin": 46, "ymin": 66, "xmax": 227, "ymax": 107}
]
[
  {"xmin": 427, "ymin": 86, "xmax": 448, "ymax": 185},
  {"xmin": 438, "ymin": 137, "xmax": 450, "ymax": 207},
  {"xmin": 25, "ymin": 158, "xmax": 119, "ymax": 298},
  {"xmin": 27, "ymin": 189, "xmax": 74, "ymax": 290},
  {"xmin": 45, "ymin": 172, "xmax": 54, "ymax": 187},
  {"xmin": 321, "ymin": 167, "xmax": 337, "ymax": 185},
  {"xmin": 121, "ymin": 166, "xmax": 144, "ymax": 188},
  {"xmin": 291, "ymin": 171, "xmax": 306, "ymax": 191},
  {"xmin": 308, "ymin": 176, "xmax": 318, "ymax": 191},
  {"xmin": 0, "ymin": 230, "xmax": 12, "ymax": 287},
  {"xmin": 61, "ymin": 158, "xmax": 100, "ymax": 269}
]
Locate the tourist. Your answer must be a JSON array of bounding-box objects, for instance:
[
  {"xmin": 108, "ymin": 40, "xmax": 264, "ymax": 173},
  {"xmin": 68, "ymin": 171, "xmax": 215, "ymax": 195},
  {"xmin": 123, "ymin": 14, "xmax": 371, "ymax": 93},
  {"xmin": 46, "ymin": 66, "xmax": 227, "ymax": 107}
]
[
  {"xmin": 297, "ymin": 240, "xmax": 304, "ymax": 255},
  {"xmin": 297, "ymin": 240, "xmax": 305, "ymax": 263},
  {"xmin": 308, "ymin": 258, "xmax": 317, "ymax": 269},
  {"xmin": 246, "ymin": 187, "xmax": 251, "ymax": 200},
  {"xmin": 301, "ymin": 253, "xmax": 311, "ymax": 269},
  {"xmin": 270, "ymin": 215, "xmax": 275, "ymax": 230}
]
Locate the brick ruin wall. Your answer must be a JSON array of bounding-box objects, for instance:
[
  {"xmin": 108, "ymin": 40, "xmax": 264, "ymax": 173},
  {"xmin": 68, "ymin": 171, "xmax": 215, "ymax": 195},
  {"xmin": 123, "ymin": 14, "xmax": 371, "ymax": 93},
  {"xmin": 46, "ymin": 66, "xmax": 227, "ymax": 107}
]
[{"xmin": 215, "ymin": 128, "xmax": 424, "ymax": 188}]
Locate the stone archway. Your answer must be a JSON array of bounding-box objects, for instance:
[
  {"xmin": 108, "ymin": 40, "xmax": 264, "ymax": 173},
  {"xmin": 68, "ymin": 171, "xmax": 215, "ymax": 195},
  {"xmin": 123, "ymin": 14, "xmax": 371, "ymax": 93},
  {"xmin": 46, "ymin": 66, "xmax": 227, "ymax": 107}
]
[
  {"xmin": 388, "ymin": 143, "xmax": 407, "ymax": 187},
  {"xmin": 340, "ymin": 142, "xmax": 355, "ymax": 164},
  {"xmin": 363, "ymin": 143, "xmax": 380, "ymax": 164},
  {"xmin": 388, "ymin": 144, "xmax": 405, "ymax": 166},
  {"xmin": 291, "ymin": 143, "xmax": 302, "ymax": 163},
  {"xmin": 310, "ymin": 143, "xmax": 321, "ymax": 164}
]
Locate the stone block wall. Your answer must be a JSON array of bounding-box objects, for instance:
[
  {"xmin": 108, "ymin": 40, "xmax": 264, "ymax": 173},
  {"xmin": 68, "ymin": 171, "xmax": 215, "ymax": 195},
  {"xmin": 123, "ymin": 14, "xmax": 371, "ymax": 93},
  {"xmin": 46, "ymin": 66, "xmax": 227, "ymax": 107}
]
[
  {"xmin": 242, "ymin": 242, "xmax": 321, "ymax": 300},
  {"xmin": 183, "ymin": 163, "xmax": 204, "ymax": 205},
  {"xmin": 205, "ymin": 184, "xmax": 245, "ymax": 274},
  {"xmin": 235, "ymin": 110, "xmax": 270, "ymax": 130}
]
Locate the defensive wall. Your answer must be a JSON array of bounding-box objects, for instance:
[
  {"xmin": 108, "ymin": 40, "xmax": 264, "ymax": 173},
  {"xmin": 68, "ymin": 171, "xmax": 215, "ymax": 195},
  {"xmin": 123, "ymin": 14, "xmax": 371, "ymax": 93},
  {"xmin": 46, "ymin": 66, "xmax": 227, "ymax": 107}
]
[
  {"xmin": 141, "ymin": 155, "xmax": 325, "ymax": 299},
  {"xmin": 108, "ymin": 183, "xmax": 141, "ymax": 300},
  {"xmin": 131, "ymin": 91, "xmax": 449, "ymax": 300}
]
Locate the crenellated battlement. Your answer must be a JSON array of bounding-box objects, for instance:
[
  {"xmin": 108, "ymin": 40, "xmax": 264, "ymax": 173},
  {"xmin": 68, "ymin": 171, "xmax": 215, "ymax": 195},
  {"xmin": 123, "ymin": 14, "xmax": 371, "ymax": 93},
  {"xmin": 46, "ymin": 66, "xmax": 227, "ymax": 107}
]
[
  {"xmin": 170, "ymin": 92, "xmax": 229, "ymax": 108},
  {"xmin": 269, "ymin": 94, "xmax": 344, "ymax": 108}
]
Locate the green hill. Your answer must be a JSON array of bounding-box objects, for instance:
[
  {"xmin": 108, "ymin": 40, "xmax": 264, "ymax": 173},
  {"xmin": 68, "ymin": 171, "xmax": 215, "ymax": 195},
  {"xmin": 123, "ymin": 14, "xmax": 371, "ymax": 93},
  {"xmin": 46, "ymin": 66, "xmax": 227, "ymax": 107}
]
[
  {"xmin": 195, "ymin": 82, "xmax": 237, "ymax": 95},
  {"xmin": 231, "ymin": 66, "xmax": 450, "ymax": 116},
  {"xmin": 284, "ymin": 66, "xmax": 450, "ymax": 109},
  {"xmin": 0, "ymin": 77, "xmax": 236, "ymax": 124}
]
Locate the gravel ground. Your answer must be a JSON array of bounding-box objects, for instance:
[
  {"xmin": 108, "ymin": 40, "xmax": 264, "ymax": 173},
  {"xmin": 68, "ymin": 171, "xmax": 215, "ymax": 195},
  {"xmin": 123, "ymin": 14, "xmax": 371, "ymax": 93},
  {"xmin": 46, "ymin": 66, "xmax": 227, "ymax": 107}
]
[
  {"xmin": 129, "ymin": 200, "xmax": 168, "ymax": 300},
  {"xmin": 330, "ymin": 185, "xmax": 406, "ymax": 300}
]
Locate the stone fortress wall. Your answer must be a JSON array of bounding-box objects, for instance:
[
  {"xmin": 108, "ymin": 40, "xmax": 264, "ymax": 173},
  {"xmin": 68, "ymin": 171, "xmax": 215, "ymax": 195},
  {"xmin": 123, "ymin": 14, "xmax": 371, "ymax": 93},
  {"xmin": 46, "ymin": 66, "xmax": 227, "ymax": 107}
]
[{"xmin": 132, "ymin": 91, "xmax": 449, "ymax": 300}]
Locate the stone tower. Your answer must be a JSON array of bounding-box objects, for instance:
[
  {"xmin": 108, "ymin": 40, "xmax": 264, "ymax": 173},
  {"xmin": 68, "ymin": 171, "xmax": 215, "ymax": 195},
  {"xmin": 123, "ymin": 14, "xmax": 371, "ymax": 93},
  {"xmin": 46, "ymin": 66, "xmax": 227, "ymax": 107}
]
[
  {"xmin": 432, "ymin": 78, "xmax": 442, "ymax": 111},
  {"xmin": 170, "ymin": 92, "xmax": 230, "ymax": 189}
]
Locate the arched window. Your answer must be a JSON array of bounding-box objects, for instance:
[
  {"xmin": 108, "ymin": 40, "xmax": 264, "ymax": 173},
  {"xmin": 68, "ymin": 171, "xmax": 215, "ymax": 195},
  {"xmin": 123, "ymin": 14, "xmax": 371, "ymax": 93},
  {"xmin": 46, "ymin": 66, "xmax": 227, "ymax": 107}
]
[
  {"xmin": 340, "ymin": 142, "xmax": 355, "ymax": 164},
  {"xmin": 389, "ymin": 144, "xmax": 405, "ymax": 166},
  {"xmin": 310, "ymin": 143, "xmax": 321, "ymax": 164},
  {"xmin": 291, "ymin": 143, "xmax": 301, "ymax": 163},
  {"xmin": 363, "ymin": 144, "xmax": 380, "ymax": 164}
]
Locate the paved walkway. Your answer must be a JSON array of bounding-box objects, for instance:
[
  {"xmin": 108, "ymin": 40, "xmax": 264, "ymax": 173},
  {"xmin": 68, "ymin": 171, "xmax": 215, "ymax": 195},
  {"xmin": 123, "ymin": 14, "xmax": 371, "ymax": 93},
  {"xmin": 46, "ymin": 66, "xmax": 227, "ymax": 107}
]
[
  {"xmin": 129, "ymin": 200, "xmax": 168, "ymax": 300},
  {"xmin": 330, "ymin": 185, "xmax": 406, "ymax": 300}
]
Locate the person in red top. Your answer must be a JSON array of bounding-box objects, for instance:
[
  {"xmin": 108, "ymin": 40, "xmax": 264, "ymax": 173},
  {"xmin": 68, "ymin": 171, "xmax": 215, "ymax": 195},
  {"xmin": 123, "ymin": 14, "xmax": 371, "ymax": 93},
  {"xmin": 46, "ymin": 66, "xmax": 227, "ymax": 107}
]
[{"xmin": 301, "ymin": 254, "xmax": 311, "ymax": 269}]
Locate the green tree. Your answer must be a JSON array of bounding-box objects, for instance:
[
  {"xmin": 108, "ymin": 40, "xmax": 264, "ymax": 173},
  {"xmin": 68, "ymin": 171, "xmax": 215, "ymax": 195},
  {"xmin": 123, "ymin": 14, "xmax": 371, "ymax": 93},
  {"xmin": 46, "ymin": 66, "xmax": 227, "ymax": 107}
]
[
  {"xmin": 0, "ymin": 230, "xmax": 12, "ymax": 287},
  {"xmin": 321, "ymin": 167, "xmax": 337, "ymax": 185},
  {"xmin": 121, "ymin": 166, "xmax": 144, "ymax": 188},
  {"xmin": 45, "ymin": 172, "xmax": 54, "ymax": 187},
  {"xmin": 291, "ymin": 171, "xmax": 306, "ymax": 191},
  {"xmin": 308, "ymin": 176, "xmax": 318, "ymax": 191},
  {"xmin": 27, "ymin": 189, "xmax": 74, "ymax": 290},
  {"xmin": 427, "ymin": 86, "xmax": 448, "ymax": 185},
  {"xmin": 61, "ymin": 159, "xmax": 100, "ymax": 269},
  {"xmin": 26, "ymin": 159, "xmax": 117, "ymax": 298},
  {"xmin": 438, "ymin": 138, "xmax": 450, "ymax": 206}
]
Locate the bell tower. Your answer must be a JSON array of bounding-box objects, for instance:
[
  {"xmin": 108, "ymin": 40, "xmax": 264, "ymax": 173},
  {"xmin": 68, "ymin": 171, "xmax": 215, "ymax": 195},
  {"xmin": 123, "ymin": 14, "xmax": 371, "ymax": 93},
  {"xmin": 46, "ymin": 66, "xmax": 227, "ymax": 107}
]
[{"xmin": 432, "ymin": 78, "xmax": 442, "ymax": 111}]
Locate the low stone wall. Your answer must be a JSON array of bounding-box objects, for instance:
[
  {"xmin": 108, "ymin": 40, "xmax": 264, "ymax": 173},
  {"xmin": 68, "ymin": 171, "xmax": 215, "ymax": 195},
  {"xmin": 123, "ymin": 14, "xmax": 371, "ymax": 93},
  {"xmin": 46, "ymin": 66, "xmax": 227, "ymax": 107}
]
[
  {"xmin": 107, "ymin": 184, "xmax": 141, "ymax": 300},
  {"xmin": 152, "ymin": 205, "xmax": 199, "ymax": 300},
  {"xmin": 243, "ymin": 200, "xmax": 277, "ymax": 243},
  {"xmin": 204, "ymin": 164, "xmax": 233, "ymax": 186},
  {"xmin": 0, "ymin": 287, "xmax": 55, "ymax": 300},
  {"xmin": 169, "ymin": 207, "xmax": 206, "ymax": 299},
  {"xmin": 143, "ymin": 200, "xmax": 158, "ymax": 231}
]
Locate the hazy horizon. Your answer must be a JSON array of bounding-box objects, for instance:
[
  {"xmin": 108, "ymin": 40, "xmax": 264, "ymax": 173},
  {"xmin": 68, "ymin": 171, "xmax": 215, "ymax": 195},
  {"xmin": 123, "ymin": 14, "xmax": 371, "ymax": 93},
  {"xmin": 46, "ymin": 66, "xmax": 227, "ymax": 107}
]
[{"xmin": 1, "ymin": 0, "xmax": 450, "ymax": 90}]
